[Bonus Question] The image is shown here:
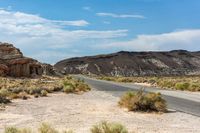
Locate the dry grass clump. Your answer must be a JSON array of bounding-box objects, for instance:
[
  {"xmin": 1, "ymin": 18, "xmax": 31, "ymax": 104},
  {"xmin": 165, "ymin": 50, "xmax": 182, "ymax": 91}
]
[
  {"xmin": 119, "ymin": 90, "xmax": 167, "ymax": 113},
  {"xmin": 0, "ymin": 89, "xmax": 11, "ymax": 104},
  {"xmin": 62, "ymin": 77, "xmax": 91, "ymax": 93},
  {"xmin": 98, "ymin": 76, "xmax": 200, "ymax": 91},
  {"xmin": 4, "ymin": 122, "xmax": 128, "ymax": 133},
  {"xmin": 38, "ymin": 123, "xmax": 59, "ymax": 133},
  {"xmin": 91, "ymin": 121, "xmax": 128, "ymax": 133},
  {"xmin": 4, "ymin": 126, "xmax": 32, "ymax": 133},
  {"xmin": 4, "ymin": 123, "xmax": 73, "ymax": 133},
  {"xmin": 0, "ymin": 76, "xmax": 91, "ymax": 104}
]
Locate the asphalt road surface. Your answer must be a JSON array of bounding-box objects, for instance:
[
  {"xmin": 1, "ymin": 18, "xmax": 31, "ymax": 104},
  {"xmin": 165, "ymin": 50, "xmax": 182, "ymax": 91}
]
[{"xmin": 75, "ymin": 75, "xmax": 200, "ymax": 117}]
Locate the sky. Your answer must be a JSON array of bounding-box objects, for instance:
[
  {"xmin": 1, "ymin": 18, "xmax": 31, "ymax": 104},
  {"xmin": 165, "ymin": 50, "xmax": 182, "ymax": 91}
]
[{"xmin": 0, "ymin": 0, "xmax": 200, "ymax": 64}]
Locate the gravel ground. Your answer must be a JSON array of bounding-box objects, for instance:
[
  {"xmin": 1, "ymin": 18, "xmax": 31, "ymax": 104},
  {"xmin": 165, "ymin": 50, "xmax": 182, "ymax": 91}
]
[{"xmin": 0, "ymin": 90, "xmax": 200, "ymax": 133}]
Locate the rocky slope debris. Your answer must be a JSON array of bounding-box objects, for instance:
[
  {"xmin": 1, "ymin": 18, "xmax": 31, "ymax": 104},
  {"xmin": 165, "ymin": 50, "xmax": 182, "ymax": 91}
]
[{"xmin": 55, "ymin": 50, "xmax": 200, "ymax": 76}]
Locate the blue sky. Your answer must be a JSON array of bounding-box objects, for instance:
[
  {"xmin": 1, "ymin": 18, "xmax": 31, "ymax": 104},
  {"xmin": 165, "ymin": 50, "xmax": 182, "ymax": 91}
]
[{"xmin": 0, "ymin": 0, "xmax": 200, "ymax": 64}]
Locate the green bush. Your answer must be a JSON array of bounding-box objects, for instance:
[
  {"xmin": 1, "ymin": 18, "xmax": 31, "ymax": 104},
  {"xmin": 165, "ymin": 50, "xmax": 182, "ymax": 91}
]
[
  {"xmin": 119, "ymin": 90, "xmax": 167, "ymax": 112},
  {"xmin": 175, "ymin": 82, "xmax": 190, "ymax": 90},
  {"xmin": 63, "ymin": 84, "xmax": 75, "ymax": 93},
  {"xmin": 91, "ymin": 121, "xmax": 128, "ymax": 133}
]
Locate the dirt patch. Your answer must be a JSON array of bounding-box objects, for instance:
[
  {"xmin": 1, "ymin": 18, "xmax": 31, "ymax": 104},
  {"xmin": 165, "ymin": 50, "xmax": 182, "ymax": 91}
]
[{"xmin": 0, "ymin": 90, "xmax": 200, "ymax": 133}]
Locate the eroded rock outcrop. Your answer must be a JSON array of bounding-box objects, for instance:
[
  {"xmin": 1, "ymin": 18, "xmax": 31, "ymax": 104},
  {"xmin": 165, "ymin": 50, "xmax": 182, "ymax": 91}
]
[
  {"xmin": 0, "ymin": 43, "xmax": 43, "ymax": 77},
  {"xmin": 55, "ymin": 50, "xmax": 200, "ymax": 76}
]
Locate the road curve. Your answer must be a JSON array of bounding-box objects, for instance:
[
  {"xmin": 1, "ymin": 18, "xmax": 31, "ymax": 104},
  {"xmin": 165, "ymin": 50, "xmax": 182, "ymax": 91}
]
[{"xmin": 75, "ymin": 75, "xmax": 200, "ymax": 117}]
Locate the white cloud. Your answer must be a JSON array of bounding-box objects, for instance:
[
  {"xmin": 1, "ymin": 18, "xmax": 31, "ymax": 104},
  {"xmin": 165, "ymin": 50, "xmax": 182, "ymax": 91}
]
[
  {"xmin": 0, "ymin": 10, "xmax": 89, "ymax": 27},
  {"xmin": 82, "ymin": 6, "xmax": 91, "ymax": 11},
  {"xmin": 103, "ymin": 21, "xmax": 111, "ymax": 24},
  {"xmin": 0, "ymin": 9, "xmax": 128, "ymax": 63},
  {"xmin": 51, "ymin": 20, "xmax": 89, "ymax": 27},
  {"xmin": 93, "ymin": 29, "xmax": 200, "ymax": 51},
  {"xmin": 96, "ymin": 12, "xmax": 145, "ymax": 19}
]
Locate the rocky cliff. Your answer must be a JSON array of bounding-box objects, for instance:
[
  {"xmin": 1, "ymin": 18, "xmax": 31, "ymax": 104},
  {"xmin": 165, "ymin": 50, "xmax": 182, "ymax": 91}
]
[
  {"xmin": 55, "ymin": 50, "xmax": 200, "ymax": 76},
  {"xmin": 0, "ymin": 42, "xmax": 57, "ymax": 77}
]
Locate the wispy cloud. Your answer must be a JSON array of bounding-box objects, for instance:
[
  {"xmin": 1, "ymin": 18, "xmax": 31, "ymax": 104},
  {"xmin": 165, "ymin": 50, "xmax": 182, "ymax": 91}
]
[
  {"xmin": 96, "ymin": 12, "xmax": 146, "ymax": 19},
  {"xmin": 82, "ymin": 6, "xmax": 91, "ymax": 11},
  {"xmin": 0, "ymin": 6, "xmax": 12, "ymax": 10},
  {"xmin": 103, "ymin": 21, "xmax": 111, "ymax": 24},
  {"xmin": 52, "ymin": 20, "xmax": 89, "ymax": 27},
  {"xmin": 0, "ymin": 9, "xmax": 128, "ymax": 63},
  {"xmin": 93, "ymin": 29, "xmax": 200, "ymax": 51},
  {"xmin": 0, "ymin": 10, "xmax": 89, "ymax": 27}
]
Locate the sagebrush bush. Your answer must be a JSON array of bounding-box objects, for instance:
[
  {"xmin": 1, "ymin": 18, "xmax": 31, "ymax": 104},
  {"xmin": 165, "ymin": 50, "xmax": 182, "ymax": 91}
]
[
  {"xmin": 175, "ymin": 82, "xmax": 190, "ymax": 90},
  {"xmin": 119, "ymin": 90, "xmax": 167, "ymax": 112},
  {"xmin": 4, "ymin": 127, "xmax": 32, "ymax": 133},
  {"xmin": 63, "ymin": 83, "xmax": 75, "ymax": 93},
  {"xmin": 41, "ymin": 90, "xmax": 48, "ymax": 97},
  {"xmin": 0, "ymin": 89, "xmax": 11, "ymax": 104},
  {"xmin": 38, "ymin": 123, "xmax": 59, "ymax": 133},
  {"xmin": 91, "ymin": 121, "xmax": 128, "ymax": 133},
  {"xmin": 4, "ymin": 124, "xmax": 73, "ymax": 133},
  {"xmin": 4, "ymin": 126, "xmax": 18, "ymax": 133}
]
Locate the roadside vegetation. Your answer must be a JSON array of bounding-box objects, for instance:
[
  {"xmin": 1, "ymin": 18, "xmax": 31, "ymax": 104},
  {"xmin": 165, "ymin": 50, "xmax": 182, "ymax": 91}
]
[
  {"xmin": 0, "ymin": 76, "xmax": 91, "ymax": 104},
  {"xmin": 119, "ymin": 90, "xmax": 167, "ymax": 113},
  {"xmin": 98, "ymin": 76, "xmax": 200, "ymax": 91}
]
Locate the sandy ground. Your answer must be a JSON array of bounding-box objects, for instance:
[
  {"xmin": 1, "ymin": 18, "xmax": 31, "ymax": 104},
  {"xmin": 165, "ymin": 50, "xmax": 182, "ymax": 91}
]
[{"xmin": 0, "ymin": 90, "xmax": 200, "ymax": 133}]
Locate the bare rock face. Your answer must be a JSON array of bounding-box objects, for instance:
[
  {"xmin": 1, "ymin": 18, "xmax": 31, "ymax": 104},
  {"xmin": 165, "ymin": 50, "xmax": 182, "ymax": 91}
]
[
  {"xmin": 42, "ymin": 63, "xmax": 62, "ymax": 76},
  {"xmin": 0, "ymin": 43, "xmax": 43, "ymax": 77},
  {"xmin": 55, "ymin": 50, "xmax": 200, "ymax": 76}
]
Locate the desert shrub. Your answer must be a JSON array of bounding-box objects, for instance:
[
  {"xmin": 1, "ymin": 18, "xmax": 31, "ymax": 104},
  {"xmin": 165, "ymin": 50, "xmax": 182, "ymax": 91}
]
[
  {"xmin": 62, "ymin": 130, "xmax": 74, "ymax": 133},
  {"xmin": 63, "ymin": 83, "xmax": 75, "ymax": 93},
  {"xmin": 18, "ymin": 128, "xmax": 32, "ymax": 133},
  {"xmin": 91, "ymin": 121, "xmax": 128, "ymax": 133},
  {"xmin": 76, "ymin": 83, "xmax": 91, "ymax": 92},
  {"xmin": 0, "ymin": 89, "xmax": 11, "ymax": 97},
  {"xmin": 27, "ymin": 88, "xmax": 42, "ymax": 95},
  {"xmin": 41, "ymin": 90, "xmax": 48, "ymax": 97},
  {"xmin": 0, "ymin": 89, "xmax": 11, "ymax": 104},
  {"xmin": 4, "ymin": 126, "xmax": 18, "ymax": 133},
  {"xmin": 0, "ymin": 76, "xmax": 91, "ymax": 103},
  {"xmin": 119, "ymin": 90, "xmax": 167, "ymax": 112},
  {"xmin": 175, "ymin": 82, "xmax": 190, "ymax": 90},
  {"xmin": 190, "ymin": 83, "xmax": 200, "ymax": 91},
  {"xmin": 38, "ymin": 123, "xmax": 59, "ymax": 133},
  {"xmin": 10, "ymin": 88, "xmax": 24, "ymax": 94},
  {"xmin": 0, "ymin": 95, "xmax": 10, "ymax": 104},
  {"xmin": 4, "ymin": 126, "xmax": 32, "ymax": 133}
]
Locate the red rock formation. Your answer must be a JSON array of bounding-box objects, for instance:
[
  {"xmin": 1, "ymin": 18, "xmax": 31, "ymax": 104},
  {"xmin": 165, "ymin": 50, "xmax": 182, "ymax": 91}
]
[{"xmin": 0, "ymin": 42, "xmax": 43, "ymax": 77}]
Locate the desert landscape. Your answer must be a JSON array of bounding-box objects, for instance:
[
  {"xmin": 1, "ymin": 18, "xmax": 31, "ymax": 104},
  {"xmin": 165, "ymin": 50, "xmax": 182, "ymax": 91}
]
[
  {"xmin": 1, "ymin": 0, "xmax": 200, "ymax": 133},
  {"xmin": 1, "ymin": 89, "xmax": 200, "ymax": 133}
]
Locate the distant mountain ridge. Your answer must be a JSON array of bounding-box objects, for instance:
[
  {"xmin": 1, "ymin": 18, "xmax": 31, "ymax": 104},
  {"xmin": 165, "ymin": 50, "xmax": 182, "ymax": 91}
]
[{"xmin": 55, "ymin": 50, "xmax": 200, "ymax": 76}]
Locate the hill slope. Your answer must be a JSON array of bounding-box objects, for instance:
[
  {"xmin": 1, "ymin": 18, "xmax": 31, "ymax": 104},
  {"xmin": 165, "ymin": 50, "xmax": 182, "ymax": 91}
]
[{"xmin": 55, "ymin": 50, "xmax": 200, "ymax": 76}]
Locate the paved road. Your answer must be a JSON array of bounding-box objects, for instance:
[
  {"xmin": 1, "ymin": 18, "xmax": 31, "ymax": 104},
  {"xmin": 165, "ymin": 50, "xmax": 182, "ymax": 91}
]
[{"xmin": 75, "ymin": 75, "xmax": 200, "ymax": 117}]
